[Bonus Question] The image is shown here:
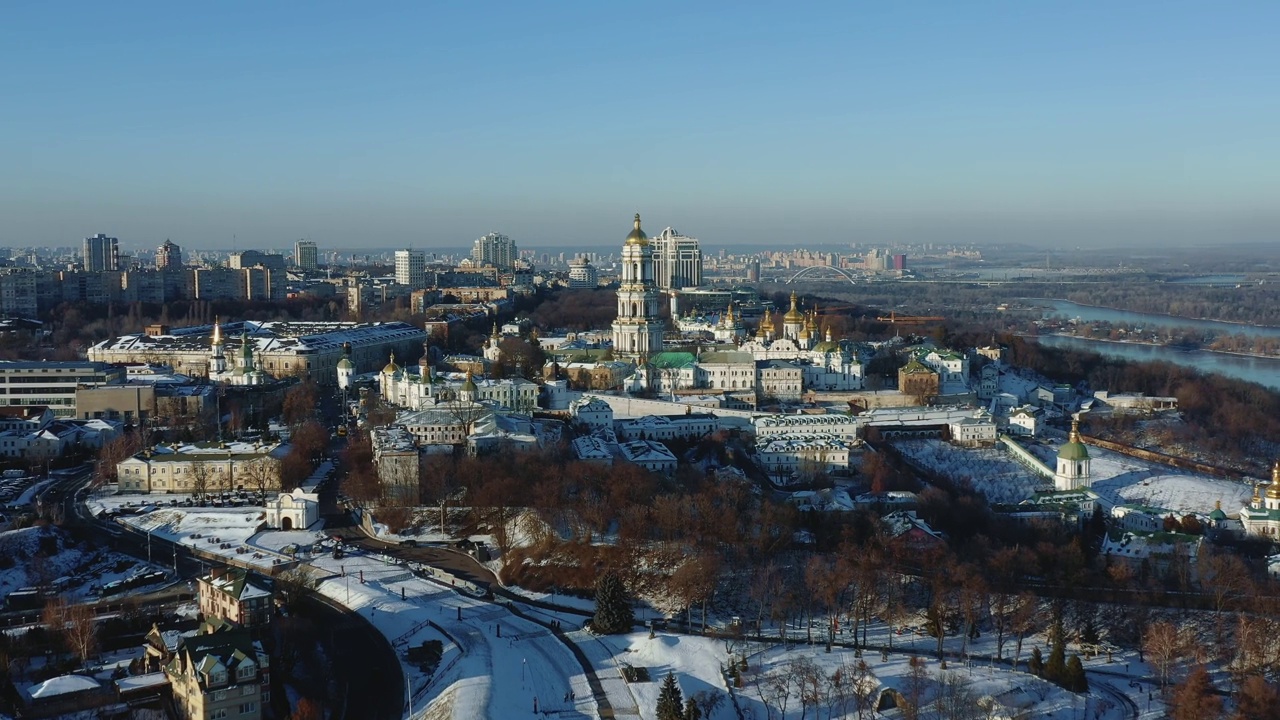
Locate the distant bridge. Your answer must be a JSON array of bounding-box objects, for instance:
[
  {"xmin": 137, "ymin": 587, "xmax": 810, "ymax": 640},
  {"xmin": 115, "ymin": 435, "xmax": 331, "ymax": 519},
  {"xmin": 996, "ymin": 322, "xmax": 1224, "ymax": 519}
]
[{"xmin": 784, "ymin": 265, "xmax": 859, "ymax": 285}]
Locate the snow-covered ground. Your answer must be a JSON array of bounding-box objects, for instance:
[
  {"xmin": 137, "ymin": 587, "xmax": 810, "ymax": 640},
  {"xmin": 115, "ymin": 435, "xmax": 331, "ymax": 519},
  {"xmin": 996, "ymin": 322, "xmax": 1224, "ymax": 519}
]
[
  {"xmin": 304, "ymin": 548, "xmax": 598, "ymax": 720},
  {"xmin": 897, "ymin": 436, "xmax": 1252, "ymax": 515},
  {"xmin": 0, "ymin": 526, "xmax": 172, "ymax": 602},
  {"xmin": 895, "ymin": 439, "xmax": 1049, "ymax": 503}
]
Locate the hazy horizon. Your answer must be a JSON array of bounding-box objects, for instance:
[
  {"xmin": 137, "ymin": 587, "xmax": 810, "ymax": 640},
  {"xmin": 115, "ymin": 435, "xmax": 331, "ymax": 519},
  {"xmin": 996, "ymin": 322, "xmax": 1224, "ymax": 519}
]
[{"xmin": 3, "ymin": 3, "xmax": 1278, "ymax": 250}]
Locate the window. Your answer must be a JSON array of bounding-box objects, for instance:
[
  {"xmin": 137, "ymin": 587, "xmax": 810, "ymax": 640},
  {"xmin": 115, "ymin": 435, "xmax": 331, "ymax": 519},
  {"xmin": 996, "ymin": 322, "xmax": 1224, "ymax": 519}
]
[
  {"xmin": 212, "ymin": 711, "xmax": 228, "ymax": 719},
  {"xmin": 239, "ymin": 702, "xmax": 256, "ymax": 713}
]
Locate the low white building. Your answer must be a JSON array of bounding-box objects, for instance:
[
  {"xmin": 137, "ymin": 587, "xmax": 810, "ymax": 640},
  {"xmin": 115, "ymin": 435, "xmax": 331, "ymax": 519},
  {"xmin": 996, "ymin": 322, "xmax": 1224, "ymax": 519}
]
[
  {"xmin": 265, "ymin": 490, "xmax": 320, "ymax": 531},
  {"xmin": 572, "ymin": 436, "xmax": 614, "ymax": 465},
  {"xmin": 1112, "ymin": 503, "xmax": 1176, "ymax": 533},
  {"xmin": 948, "ymin": 413, "xmax": 997, "ymax": 446},
  {"xmin": 1006, "ymin": 405, "xmax": 1040, "ymax": 436},
  {"xmin": 617, "ymin": 440, "xmax": 677, "ymax": 475},
  {"xmin": 753, "ymin": 413, "xmax": 860, "ymax": 442},
  {"xmin": 756, "ymin": 434, "xmax": 853, "ymax": 484},
  {"xmin": 568, "ymin": 396, "xmax": 614, "ymax": 432},
  {"xmin": 616, "ymin": 413, "xmax": 718, "ymax": 442}
]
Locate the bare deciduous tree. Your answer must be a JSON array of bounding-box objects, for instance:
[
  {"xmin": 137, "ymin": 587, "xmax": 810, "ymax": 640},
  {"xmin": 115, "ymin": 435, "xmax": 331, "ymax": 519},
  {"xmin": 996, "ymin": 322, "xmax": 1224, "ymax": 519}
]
[{"xmin": 1145, "ymin": 620, "xmax": 1187, "ymax": 688}]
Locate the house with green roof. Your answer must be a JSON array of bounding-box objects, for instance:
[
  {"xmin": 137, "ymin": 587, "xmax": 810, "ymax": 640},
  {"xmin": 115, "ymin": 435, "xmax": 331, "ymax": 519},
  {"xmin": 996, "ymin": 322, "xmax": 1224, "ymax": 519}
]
[{"xmin": 165, "ymin": 623, "xmax": 269, "ymax": 720}]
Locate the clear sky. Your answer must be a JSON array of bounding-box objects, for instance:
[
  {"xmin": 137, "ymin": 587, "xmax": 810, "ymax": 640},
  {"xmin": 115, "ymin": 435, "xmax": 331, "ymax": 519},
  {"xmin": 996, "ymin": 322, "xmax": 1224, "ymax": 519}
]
[{"xmin": 2, "ymin": 1, "xmax": 1277, "ymax": 250}]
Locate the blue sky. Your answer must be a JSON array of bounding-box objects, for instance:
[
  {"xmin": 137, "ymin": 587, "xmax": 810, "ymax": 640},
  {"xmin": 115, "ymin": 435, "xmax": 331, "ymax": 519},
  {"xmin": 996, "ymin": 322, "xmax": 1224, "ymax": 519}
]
[{"xmin": 2, "ymin": 2, "xmax": 1277, "ymax": 250}]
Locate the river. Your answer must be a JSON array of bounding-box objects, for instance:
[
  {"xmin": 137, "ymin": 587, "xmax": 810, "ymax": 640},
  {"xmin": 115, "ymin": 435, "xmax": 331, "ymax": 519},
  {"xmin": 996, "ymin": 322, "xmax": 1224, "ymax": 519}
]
[
  {"xmin": 1034, "ymin": 299, "xmax": 1280, "ymax": 340},
  {"xmin": 1032, "ymin": 334, "xmax": 1280, "ymax": 391}
]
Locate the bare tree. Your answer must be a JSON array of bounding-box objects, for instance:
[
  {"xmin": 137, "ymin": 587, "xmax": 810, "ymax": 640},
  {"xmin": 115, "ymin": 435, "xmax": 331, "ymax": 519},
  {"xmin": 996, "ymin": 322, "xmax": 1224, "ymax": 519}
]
[
  {"xmin": 242, "ymin": 457, "xmax": 281, "ymax": 500},
  {"xmin": 94, "ymin": 432, "xmax": 143, "ymax": 488},
  {"xmin": 274, "ymin": 566, "xmax": 318, "ymax": 612},
  {"xmin": 189, "ymin": 461, "xmax": 212, "ymax": 502},
  {"xmin": 902, "ymin": 656, "xmax": 930, "ymax": 720},
  {"xmin": 64, "ymin": 602, "xmax": 98, "ymax": 663},
  {"xmin": 1145, "ymin": 620, "xmax": 1187, "ymax": 689},
  {"xmin": 1010, "ymin": 592, "xmax": 1038, "ymax": 670}
]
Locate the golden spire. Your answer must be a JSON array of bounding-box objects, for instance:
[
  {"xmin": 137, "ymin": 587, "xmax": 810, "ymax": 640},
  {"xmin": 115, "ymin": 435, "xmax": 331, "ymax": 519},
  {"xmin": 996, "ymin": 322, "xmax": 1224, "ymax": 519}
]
[
  {"xmin": 1069, "ymin": 418, "xmax": 1082, "ymax": 443},
  {"xmin": 1274, "ymin": 459, "xmax": 1280, "ymax": 484},
  {"xmin": 491, "ymin": 322, "xmax": 499, "ymax": 339},
  {"xmin": 211, "ymin": 316, "xmax": 222, "ymax": 345}
]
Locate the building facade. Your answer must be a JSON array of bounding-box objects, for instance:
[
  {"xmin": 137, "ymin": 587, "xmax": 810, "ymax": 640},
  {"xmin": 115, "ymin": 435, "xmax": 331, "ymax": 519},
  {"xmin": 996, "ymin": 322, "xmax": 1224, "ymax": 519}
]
[
  {"xmin": 0, "ymin": 361, "xmax": 125, "ymax": 418},
  {"xmin": 395, "ymin": 250, "xmax": 426, "ymax": 288},
  {"xmin": 650, "ymin": 227, "xmax": 702, "ymax": 290},
  {"xmin": 156, "ymin": 240, "xmax": 183, "ymax": 270},
  {"xmin": 88, "ymin": 320, "xmax": 426, "ymax": 386},
  {"xmin": 471, "ymin": 232, "xmax": 518, "ymax": 270},
  {"xmin": 294, "ymin": 241, "xmax": 318, "ymax": 270},
  {"xmin": 83, "ymin": 233, "xmax": 119, "ymax": 272},
  {"xmin": 197, "ymin": 568, "xmax": 273, "ymax": 629},
  {"xmin": 567, "ymin": 257, "xmax": 598, "ymax": 288},
  {"xmin": 116, "ymin": 442, "xmax": 287, "ymax": 494},
  {"xmin": 165, "ymin": 625, "xmax": 269, "ymax": 720}
]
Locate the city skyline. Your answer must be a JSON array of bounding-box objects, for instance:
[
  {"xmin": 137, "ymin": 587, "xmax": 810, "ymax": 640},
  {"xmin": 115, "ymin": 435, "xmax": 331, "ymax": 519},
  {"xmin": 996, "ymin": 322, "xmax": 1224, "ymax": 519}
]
[{"xmin": 3, "ymin": 3, "xmax": 1278, "ymax": 249}]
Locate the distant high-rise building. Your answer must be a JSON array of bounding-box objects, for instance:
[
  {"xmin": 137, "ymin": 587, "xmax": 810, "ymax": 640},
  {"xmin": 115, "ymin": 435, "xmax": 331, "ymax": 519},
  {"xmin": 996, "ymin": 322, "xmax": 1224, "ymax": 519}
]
[
  {"xmin": 156, "ymin": 240, "xmax": 182, "ymax": 270},
  {"xmin": 228, "ymin": 250, "xmax": 286, "ymax": 272},
  {"xmin": 471, "ymin": 232, "xmax": 517, "ymax": 271},
  {"xmin": 394, "ymin": 250, "xmax": 426, "ymax": 288},
  {"xmin": 893, "ymin": 254, "xmax": 907, "ymax": 271},
  {"xmin": 294, "ymin": 240, "xmax": 318, "ymax": 271},
  {"xmin": 650, "ymin": 227, "xmax": 702, "ymax": 290},
  {"xmin": 567, "ymin": 257, "xmax": 598, "ymax": 288},
  {"xmin": 83, "ymin": 233, "xmax": 119, "ymax": 272}
]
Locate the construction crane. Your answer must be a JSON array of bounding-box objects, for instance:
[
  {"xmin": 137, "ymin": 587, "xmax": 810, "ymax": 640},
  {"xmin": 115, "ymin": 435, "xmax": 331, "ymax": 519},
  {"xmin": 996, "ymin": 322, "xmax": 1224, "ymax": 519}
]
[{"xmin": 875, "ymin": 310, "xmax": 946, "ymax": 325}]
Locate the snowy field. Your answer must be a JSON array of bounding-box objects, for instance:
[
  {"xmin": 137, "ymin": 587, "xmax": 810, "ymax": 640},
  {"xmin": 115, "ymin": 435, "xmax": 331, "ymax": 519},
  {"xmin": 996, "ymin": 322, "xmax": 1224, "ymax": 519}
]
[
  {"xmin": 894, "ymin": 440, "xmax": 1049, "ymax": 503},
  {"xmin": 896, "ymin": 437, "xmax": 1253, "ymax": 516},
  {"xmin": 737, "ymin": 645, "xmax": 1133, "ymax": 720}
]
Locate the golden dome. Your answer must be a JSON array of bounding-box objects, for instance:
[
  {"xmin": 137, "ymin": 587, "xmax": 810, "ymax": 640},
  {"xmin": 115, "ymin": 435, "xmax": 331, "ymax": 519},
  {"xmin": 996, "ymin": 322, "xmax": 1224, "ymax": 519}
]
[
  {"xmin": 806, "ymin": 308, "xmax": 818, "ymax": 331},
  {"xmin": 381, "ymin": 352, "xmax": 401, "ymax": 374},
  {"xmin": 1267, "ymin": 461, "xmax": 1280, "ymax": 499},
  {"xmin": 783, "ymin": 292, "xmax": 804, "ymax": 323},
  {"xmin": 624, "ymin": 213, "xmax": 648, "ymax": 246}
]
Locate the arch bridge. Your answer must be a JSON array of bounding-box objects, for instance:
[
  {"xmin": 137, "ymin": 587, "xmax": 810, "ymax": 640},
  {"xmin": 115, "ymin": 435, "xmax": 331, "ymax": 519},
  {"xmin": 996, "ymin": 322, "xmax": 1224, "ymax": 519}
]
[{"xmin": 785, "ymin": 265, "xmax": 859, "ymax": 285}]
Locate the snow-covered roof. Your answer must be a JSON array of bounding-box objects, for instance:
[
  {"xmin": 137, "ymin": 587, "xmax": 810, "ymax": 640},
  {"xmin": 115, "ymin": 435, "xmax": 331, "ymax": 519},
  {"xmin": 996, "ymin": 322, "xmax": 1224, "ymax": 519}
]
[
  {"xmin": 91, "ymin": 320, "xmax": 424, "ymax": 354},
  {"xmin": 28, "ymin": 674, "xmax": 100, "ymax": 699}
]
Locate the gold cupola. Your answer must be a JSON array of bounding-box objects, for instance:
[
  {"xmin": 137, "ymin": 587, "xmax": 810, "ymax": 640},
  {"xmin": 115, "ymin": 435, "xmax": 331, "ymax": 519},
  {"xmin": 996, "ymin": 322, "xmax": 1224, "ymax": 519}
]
[
  {"xmin": 1267, "ymin": 460, "xmax": 1280, "ymax": 500},
  {"xmin": 783, "ymin": 291, "xmax": 804, "ymax": 323},
  {"xmin": 624, "ymin": 213, "xmax": 648, "ymax": 246}
]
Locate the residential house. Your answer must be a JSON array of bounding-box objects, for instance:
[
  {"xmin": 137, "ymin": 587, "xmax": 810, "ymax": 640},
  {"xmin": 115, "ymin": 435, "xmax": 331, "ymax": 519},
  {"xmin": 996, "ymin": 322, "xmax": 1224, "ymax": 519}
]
[
  {"xmin": 165, "ymin": 624, "xmax": 270, "ymax": 720},
  {"xmin": 197, "ymin": 568, "xmax": 273, "ymax": 629}
]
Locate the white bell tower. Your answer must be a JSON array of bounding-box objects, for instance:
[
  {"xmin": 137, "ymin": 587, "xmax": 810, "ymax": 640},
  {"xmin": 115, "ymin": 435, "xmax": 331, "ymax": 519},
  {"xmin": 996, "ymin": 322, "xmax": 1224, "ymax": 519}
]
[{"xmin": 611, "ymin": 214, "xmax": 663, "ymax": 360}]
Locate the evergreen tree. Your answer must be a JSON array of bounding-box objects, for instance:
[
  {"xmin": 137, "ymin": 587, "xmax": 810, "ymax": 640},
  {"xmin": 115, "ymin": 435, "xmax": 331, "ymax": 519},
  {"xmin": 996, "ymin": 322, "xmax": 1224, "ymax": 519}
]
[
  {"xmin": 656, "ymin": 672, "xmax": 684, "ymax": 720},
  {"xmin": 1045, "ymin": 607, "xmax": 1067, "ymax": 683},
  {"xmin": 1065, "ymin": 655, "xmax": 1088, "ymax": 693},
  {"xmin": 1028, "ymin": 647, "xmax": 1044, "ymax": 676},
  {"xmin": 592, "ymin": 571, "xmax": 634, "ymax": 634},
  {"xmin": 683, "ymin": 698, "xmax": 702, "ymax": 720}
]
